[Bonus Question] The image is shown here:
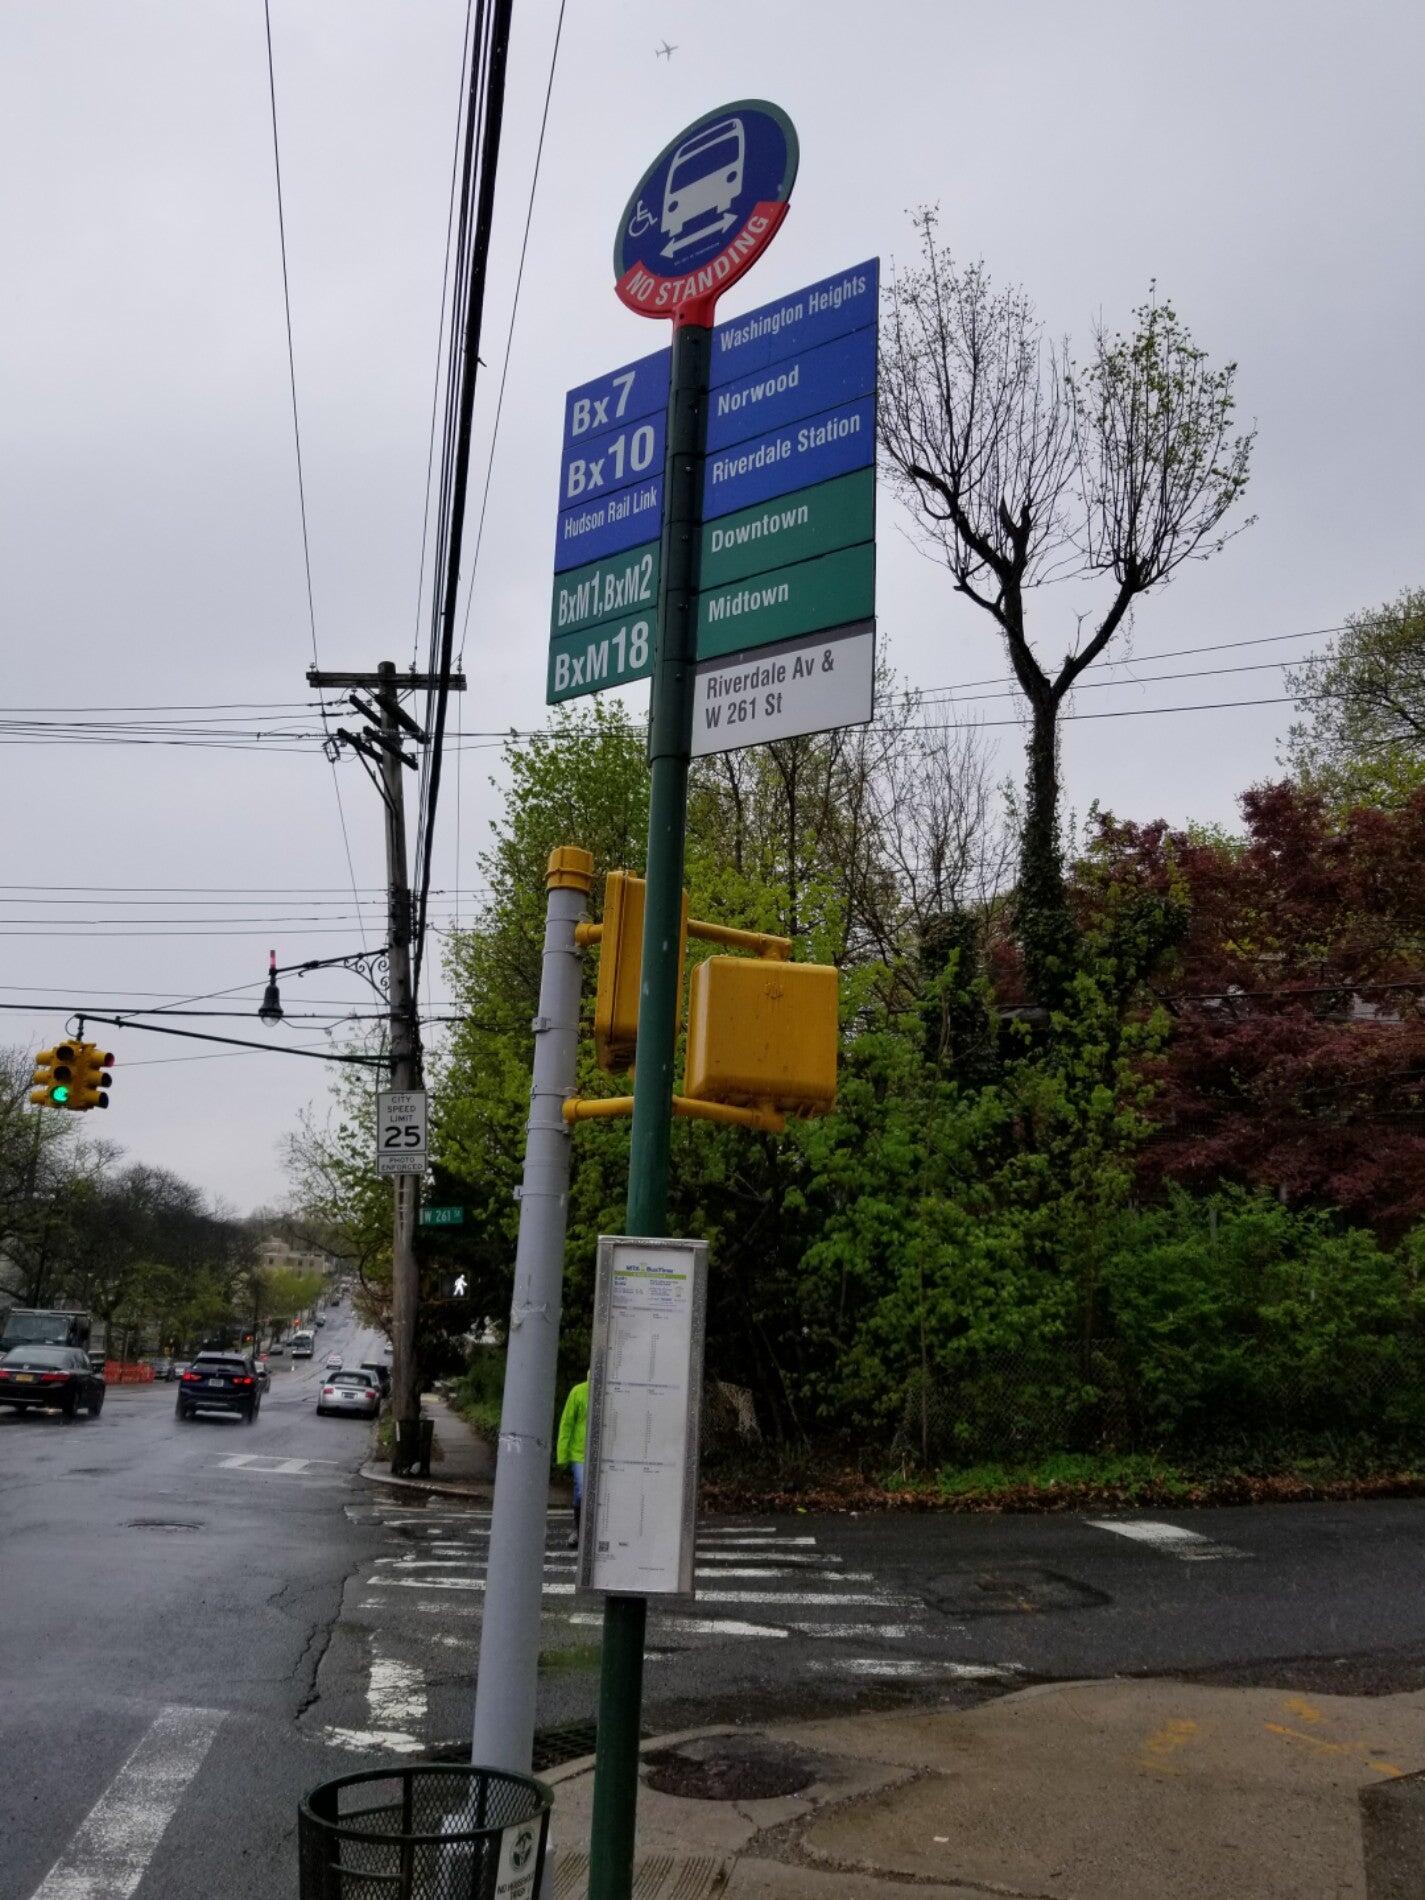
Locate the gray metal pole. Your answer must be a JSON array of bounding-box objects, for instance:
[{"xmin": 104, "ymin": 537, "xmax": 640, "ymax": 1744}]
[
  {"xmin": 472, "ymin": 845, "xmax": 593, "ymax": 1770},
  {"xmin": 378, "ymin": 659, "xmax": 423, "ymax": 1473}
]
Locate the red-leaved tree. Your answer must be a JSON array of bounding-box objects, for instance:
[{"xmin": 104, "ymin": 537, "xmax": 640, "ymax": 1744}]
[{"xmin": 1085, "ymin": 783, "xmax": 1425, "ymax": 1234}]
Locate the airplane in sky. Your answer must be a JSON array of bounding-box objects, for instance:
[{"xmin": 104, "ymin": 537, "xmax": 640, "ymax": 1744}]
[{"xmin": 655, "ymin": 40, "xmax": 677, "ymax": 59}]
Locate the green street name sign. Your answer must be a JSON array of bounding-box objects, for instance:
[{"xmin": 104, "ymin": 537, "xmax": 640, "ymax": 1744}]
[
  {"xmin": 699, "ymin": 468, "xmax": 873, "ymax": 590},
  {"xmin": 419, "ymin": 1205, "xmax": 466, "ymax": 1227},
  {"xmin": 695, "ymin": 540, "xmax": 875, "ymax": 663},
  {"xmin": 548, "ymin": 540, "xmax": 660, "ymax": 641}
]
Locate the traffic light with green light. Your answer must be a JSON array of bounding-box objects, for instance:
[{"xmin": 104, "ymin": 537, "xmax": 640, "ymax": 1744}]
[
  {"xmin": 69, "ymin": 1043, "xmax": 114, "ymax": 1112},
  {"xmin": 29, "ymin": 1043, "xmax": 78, "ymax": 1108}
]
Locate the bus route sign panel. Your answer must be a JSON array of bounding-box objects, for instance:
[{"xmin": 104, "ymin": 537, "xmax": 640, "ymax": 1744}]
[
  {"xmin": 699, "ymin": 467, "xmax": 874, "ymax": 590},
  {"xmin": 614, "ymin": 101, "xmax": 798, "ymax": 326},
  {"xmin": 709, "ymin": 259, "xmax": 878, "ymax": 385},
  {"xmin": 703, "ymin": 396, "xmax": 874, "ymax": 522},
  {"xmin": 549, "ymin": 542, "xmax": 661, "ymax": 644},
  {"xmin": 547, "ymin": 612, "xmax": 654, "ymax": 704},
  {"xmin": 696, "ymin": 541, "xmax": 875, "ymax": 662},
  {"xmin": 705, "ymin": 323, "xmax": 876, "ymax": 455},
  {"xmin": 690, "ymin": 624, "xmax": 876, "ymax": 759}
]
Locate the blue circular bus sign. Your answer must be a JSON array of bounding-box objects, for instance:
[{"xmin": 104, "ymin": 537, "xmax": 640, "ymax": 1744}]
[{"xmin": 615, "ymin": 100, "xmax": 799, "ymax": 326}]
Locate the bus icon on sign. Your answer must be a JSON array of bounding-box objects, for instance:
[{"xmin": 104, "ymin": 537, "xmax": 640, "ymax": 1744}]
[{"xmin": 661, "ymin": 116, "xmax": 745, "ymax": 258}]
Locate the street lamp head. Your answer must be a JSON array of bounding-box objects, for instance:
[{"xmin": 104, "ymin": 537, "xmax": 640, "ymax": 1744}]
[{"xmin": 258, "ymin": 948, "xmax": 284, "ymax": 1028}]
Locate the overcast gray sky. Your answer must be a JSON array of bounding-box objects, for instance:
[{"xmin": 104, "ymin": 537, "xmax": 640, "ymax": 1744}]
[{"xmin": 2, "ymin": 0, "xmax": 1422, "ymax": 1210}]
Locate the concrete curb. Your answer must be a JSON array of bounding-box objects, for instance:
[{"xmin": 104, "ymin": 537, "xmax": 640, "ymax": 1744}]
[
  {"xmin": 543, "ymin": 1724, "xmax": 743, "ymax": 1788},
  {"xmin": 357, "ymin": 1460, "xmax": 493, "ymax": 1500}
]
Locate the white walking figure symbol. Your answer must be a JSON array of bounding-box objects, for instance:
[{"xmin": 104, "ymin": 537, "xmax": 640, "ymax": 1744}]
[{"xmin": 453, "ymin": 1273, "xmax": 468, "ymax": 1297}]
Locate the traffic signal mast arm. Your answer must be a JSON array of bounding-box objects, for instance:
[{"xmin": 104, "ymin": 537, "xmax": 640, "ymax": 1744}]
[
  {"xmin": 574, "ymin": 912, "xmax": 792, "ymax": 961},
  {"xmin": 563, "ymin": 1092, "xmax": 787, "ymax": 1134}
]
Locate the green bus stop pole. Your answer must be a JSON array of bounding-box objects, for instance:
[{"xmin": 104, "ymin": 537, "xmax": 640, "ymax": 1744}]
[{"xmin": 587, "ymin": 318, "xmax": 712, "ymax": 1900}]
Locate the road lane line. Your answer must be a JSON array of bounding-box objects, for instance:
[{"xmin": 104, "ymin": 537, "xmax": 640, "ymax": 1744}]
[
  {"xmin": 1085, "ymin": 1518, "xmax": 1248, "ymax": 1561},
  {"xmin": 29, "ymin": 1704, "xmax": 224, "ymax": 1900}
]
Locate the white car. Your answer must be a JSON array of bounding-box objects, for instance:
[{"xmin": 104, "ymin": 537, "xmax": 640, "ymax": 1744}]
[
  {"xmin": 317, "ymin": 1369, "xmax": 381, "ymax": 1419},
  {"xmin": 324, "ymin": 1351, "xmax": 342, "ymax": 1371}
]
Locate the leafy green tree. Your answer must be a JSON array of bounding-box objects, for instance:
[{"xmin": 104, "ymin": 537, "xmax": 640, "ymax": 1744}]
[{"xmin": 1284, "ymin": 586, "xmax": 1425, "ymax": 807}]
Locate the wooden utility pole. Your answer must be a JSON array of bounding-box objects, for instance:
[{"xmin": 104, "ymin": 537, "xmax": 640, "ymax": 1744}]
[{"xmin": 307, "ymin": 660, "xmax": 464, "ymax": 1470}]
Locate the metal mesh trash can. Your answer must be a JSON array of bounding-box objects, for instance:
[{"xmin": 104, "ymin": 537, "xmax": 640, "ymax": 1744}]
[{"xmin": 299, "ymin": 1763, "xmax": 552, "ymax": 1900}]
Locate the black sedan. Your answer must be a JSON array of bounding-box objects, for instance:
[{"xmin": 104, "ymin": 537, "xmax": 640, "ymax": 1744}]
[
  {"xmin": 0, "ymin": 1346, "xmax": 105, "ymax": 1419},
  {"xmin": 175, "ymin": 1352, "xmax": 262, "ymax": 1423}
]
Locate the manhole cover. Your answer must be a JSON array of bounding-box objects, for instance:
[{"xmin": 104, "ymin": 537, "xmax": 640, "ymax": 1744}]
[
  {"xmin": 125, "ymin": 1518, "xmax": 203, "ymax": 1532},
  {"xmin": 643, "ymin": 1737, "xmax": 815, "ymax": 1802},
  {"xmin": 927, "ymin": 1566, "xmax": 1109, "ymax": 1616}
]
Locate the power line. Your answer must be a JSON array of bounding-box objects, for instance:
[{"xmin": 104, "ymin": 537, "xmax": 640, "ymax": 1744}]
[
  {"xmin": 411, "ymin": 0, "xmax": 476, "ymax": 674},
  {"xmin": 458, "ymin": 0, "xmax": 567, "ymax": 659},
  {"xmin": 261, "ymin": 0, "xmax": 369, "ymax": 954},
  {"xmin": 412, "ymin": 0, "xmax": 515, "ymax": 1002}
]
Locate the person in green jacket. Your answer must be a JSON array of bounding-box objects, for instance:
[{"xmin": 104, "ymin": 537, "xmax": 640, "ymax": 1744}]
[{"xmin": 556, "ymin": 1379, "xmax": 588, "ymax": 1551}]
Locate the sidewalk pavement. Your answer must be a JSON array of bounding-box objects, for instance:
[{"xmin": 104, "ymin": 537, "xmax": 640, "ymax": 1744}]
[
  {"xmin": 359, "ymin": 1391, "xmax": 500, "ymax": 1499},
  {"xmin": 546, "ymin": 1679, "xmax": 1425, "ymax": 1899},
  {"xmin": 363, "ymin": 1406, "xmax": 1425, "ymax": 1896},
  {"xmin": 359, "ymin": 1389, "xmax": 577, "ymax": 1508}
]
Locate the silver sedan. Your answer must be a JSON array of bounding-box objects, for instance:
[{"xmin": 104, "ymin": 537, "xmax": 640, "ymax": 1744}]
[{"xmin": 316, "ymin": 1369, "xmax": 381, "ymax": 1418}]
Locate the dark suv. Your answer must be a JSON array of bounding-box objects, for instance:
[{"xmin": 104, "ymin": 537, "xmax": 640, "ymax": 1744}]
[{"xmin": 175, "ymin": 1351, "xmax": 262, "ymax": 1423}]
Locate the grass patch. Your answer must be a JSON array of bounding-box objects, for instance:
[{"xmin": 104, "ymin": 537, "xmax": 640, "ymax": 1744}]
[
  {"xmin": 538, "ymin": 1643, "xmax": 602, "ymax": 1673},
  {"xmin": 449, "ymin": 1349, "xmax": 505, "ymax": 1439},
  {"xmin": 929, "ymin": 1451, "xmax": 1194, "ymax": 1501}
]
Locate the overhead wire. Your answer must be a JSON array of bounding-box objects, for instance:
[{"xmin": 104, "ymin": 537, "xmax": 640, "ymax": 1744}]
[
  {"xmin": 411, "ymin": 0, "xmax": 516, "ymax": 1002},
  {"xmin": 457, "ymin": 0, "xmax": 568, "ymax": 659},
  {"xmin": 262, "ymin": 0, "xmax": 368, "ymax": 951}
]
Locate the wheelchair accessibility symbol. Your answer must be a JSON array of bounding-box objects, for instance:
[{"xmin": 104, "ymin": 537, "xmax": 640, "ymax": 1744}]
[{"xmin": 626, "ymin": 199, "xmax": 655, "ymax": 238}]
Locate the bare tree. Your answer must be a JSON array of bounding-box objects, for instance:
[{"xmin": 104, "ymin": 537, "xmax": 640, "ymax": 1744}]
[{"xmin": 880, "ymin": 211, "xmax": 1254, "ymax": 999}]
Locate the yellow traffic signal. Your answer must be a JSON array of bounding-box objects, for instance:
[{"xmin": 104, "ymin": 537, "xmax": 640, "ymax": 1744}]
[
  {"xmin": 69, "ymin": 1043, "xmax": 114, "ymax": 1112},
  {"xmin": 683, "ymin": 957, "xmax": 838, "ymax": 1115},
  {"xmin": 591, "ymin": 871, "xmax": 687, "ymax": 1072},
  {"xmin": 29, "ymin": 1043, "xmax": 78, "ymax": 1109}
]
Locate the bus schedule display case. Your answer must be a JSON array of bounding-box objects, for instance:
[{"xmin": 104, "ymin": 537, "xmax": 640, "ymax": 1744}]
[{"xmin": 577, "ymin": 1235, "xmax": 709, "ymax": 1599}]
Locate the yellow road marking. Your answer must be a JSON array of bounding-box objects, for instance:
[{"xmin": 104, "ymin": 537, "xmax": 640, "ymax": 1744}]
[
  {"xmin": 1140, "ymin": 1718, "xmax": 1199, "ymax": 1775},
  {"xmin": 1263, "ymin": 1723, "xmax": 1404, "ymax": 1777}
]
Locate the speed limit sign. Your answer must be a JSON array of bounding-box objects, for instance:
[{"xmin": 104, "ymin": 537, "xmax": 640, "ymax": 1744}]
[{"xmin": 376, "ymin": 1090, "xmax": 427, "ymax": 1176}]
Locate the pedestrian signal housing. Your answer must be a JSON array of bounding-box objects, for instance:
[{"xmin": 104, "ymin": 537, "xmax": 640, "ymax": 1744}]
[
  {"xmin": 591, "ymin": 870, "xmax": 687, "ymax": 1071},
  {"xmin": 683, "ymin": 957, "xmax": 838, "ymax": 1114},
  {"xmin": 70, "ymin": 1043, "xmax": 114, "ymax": 1112},
  {"xmin": 29, "ymin": 1043, "xmax": 78, "ymax": 1109}
]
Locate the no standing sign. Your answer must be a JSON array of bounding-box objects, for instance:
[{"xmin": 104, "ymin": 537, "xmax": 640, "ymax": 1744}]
[{"xmin": 614, "ymin": 101, "xmax": 799, "ymax": 326}]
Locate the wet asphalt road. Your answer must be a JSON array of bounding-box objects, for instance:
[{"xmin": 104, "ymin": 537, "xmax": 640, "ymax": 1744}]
[
  {"xmin": 0, "ymin": 1307, "xmax": 386, "ymax": 1900},
  {"xmin": 5, "ymin": 1315, "xmax": 1425, "ymax": 1897}
]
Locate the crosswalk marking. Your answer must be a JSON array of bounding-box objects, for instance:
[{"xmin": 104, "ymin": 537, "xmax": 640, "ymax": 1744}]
[
  {"xmin": 322, "ymin": 1643, "xmax": 428, "ymax": 1756},
  {"xmin": 806, "ymin": 1658, "xmax": 1016, "ymax": 1681},
  {"xmin": 338, "ymin": 1507, "xmax": 1024, "ymax": 1731},
  {"xmin": 29, "ymin": 1705, "xmax": 224, "ymax": 1900},
  {"xmin": 219, "ymin": 1454, "xmax": 339, "ymax": 1474},
  {"xmin": 1085, "ymin": 1518, "xmax": 1249, "ymax": 1562}
]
